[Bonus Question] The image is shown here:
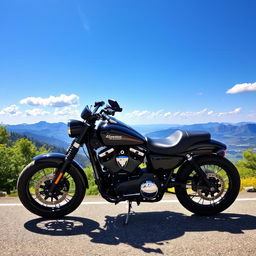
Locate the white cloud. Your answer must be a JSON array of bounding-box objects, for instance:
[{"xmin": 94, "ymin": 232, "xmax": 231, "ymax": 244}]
[
  {"xmin": 163, "ymin": 112, "xmax": 172, "ymax": 118},
  {"xmin": 124, "ymin": 107, "xmax": 242, "ymax": 124},
  {"xmin": 25, "ymin": 108, "xmax": 49, "ymax": 117},
  {"xmin": 126, "ymin": 109, "xmax": 168, "ymax": 119},
  {"xmin": 0, "ymin": 104, "xmax": 21, "ymax": 116},
  {"xmin": 53, "ymin": 106, "xmax": 80, "ymax": 117},
  {"xmin": 217, "ymin": 108, "xmax": 241, "ymax": 117},
  {"xmin": 126, "ymin": 109, "xmax": 211, "ymax": 120},
  {"xmin": 126, "ymin": 110, "xmax": 151, "ymax": 118},
  {"xmin": 20, "ymin": 94, "xmax": 79, "ymax": 107},
  {"xmin": 226, "ymin": 82, "xmax": 256, "ymax": 94},
  {"xmin": 179, "ymin": 108, "xmax": 208, "ymax": 118},
  {"xmin": 149, "ymin": 110, "xmax": 164, "ymax": 119},
  {"xmin": 232, "ymin": 108, "xmax": 241, "ymax": 114}
]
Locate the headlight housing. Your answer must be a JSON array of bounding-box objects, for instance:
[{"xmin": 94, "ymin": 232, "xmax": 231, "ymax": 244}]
[{"xmin": 67, "ymin": 120, "xmax": 86, "ymax": 138}]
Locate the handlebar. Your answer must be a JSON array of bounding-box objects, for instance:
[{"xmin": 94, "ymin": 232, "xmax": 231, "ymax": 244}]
[
  {"xmin": 92, "ymin": 101, "xmax": 105, "ymax": 115},
  {"xmin": 94, "ymin": 101, "xmax": 105, "ymax": 108},
  {"xmin": 85, "ymin": 100, "xmax": 122, "ymax": 123}
]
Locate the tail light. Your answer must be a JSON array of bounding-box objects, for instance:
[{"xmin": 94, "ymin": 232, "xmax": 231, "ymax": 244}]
[{"xmin": 216, "ymin": 150, "xmax": 226, "ymax": 157}]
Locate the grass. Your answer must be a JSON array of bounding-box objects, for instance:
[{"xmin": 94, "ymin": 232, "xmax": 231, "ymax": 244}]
[{"xmin": 7, "ymin": 192, "xmax": 18, "ymax": 197}]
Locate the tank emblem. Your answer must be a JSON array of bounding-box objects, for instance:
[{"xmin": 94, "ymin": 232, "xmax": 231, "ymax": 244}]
[
  {"xmin": 105, "ymin": 134, "xmax": 142, "ymax": 143},
  {"xmin": 106, "ymin": 134, "xmax": 122, "ymax": 140},
  {"xmin": 116, "ymin": 156, "xmax": 129, "ymax": 168}
]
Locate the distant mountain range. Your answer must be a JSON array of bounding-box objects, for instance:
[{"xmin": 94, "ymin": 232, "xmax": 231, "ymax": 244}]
[
  {"xmin": 6, "ymin": 122, "xmax": 89, "ymax": 167},
  {"xmin": 6, "ymin": 121, "xmax": 256, "ymax": 162},
  {"xmin": 146, "ymin": 122, "xmax": 256, "ymax": 138},
  {"xmin": 145, "ymin": 122, "xmax": 256, "ymax": 161},
  {"xmin": 7, "ymin": 121, "xmax": 70, "ymax": 149}
]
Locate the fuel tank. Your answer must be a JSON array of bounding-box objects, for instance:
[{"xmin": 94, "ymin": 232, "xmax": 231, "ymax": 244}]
[{"xmin": 97, "ymin": 117, "xmax": 145, "ymax": 146}]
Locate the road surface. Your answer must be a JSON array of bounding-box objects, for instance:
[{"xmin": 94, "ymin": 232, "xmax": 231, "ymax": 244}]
[{"xmin": 0, "ymin": 194, "xmax": 256, "ymax": 256}]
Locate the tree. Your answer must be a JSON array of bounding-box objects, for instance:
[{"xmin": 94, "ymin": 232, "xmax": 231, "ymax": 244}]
[
  {"xmin": 236, "ymin": 149, "xmax": 256, "ymax": 178},
  {"xmin": 14, "ymin": 138, "xmax": 37, "ymax": 164},
  {"xmin": 0, "ymin": 144, "xmax": 20, "ymax": 194},
  {"xmin": 0, "ymin": 128, "xmax": 49, "ymax": 194},
  {"xmin": 0, "ymin": 126, "xmax": 10, "ymax": 144}
]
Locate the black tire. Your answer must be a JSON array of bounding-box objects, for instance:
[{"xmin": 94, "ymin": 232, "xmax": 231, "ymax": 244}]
[
  {"xmin": 18, "ymin": 161, "xmax": 86, "ymax": 218},
  {"xmin": 175, "ymin": 155, "xmax": 240, "ymax": 215}
]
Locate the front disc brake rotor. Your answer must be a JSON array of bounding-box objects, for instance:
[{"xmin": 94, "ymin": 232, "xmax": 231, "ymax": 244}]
[
  {"xmin": 197, "ymin": 172, "xmax": 225, "ymax": 201},
  {"xmin": 35, "ymin": 174, "xmax": 68, "ymax": 205}
]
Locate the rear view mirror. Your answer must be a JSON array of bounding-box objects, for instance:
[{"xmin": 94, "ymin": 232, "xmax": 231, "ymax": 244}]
[{"xmin": 108, "ymin": 99, "xmax": 122, "ymax": 112}]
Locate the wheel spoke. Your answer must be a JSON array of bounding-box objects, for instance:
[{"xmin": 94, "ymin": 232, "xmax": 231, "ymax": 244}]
[
  {"xmin": 65, "ymin": 174, "xmax": 71, "ymax": 179},
  {"xmin": 184, "ymin": 162, "xmax": 231, "ymax": 206},
  {"xmin": 27, "ymin": 166, "xmax": 77, "ymax": 209},
  {"xmin": 189, "ymin": 194, "xmax": 196, "ymax": 199},
  {"xmin": 216, "ymin": 166, "xmax": 222, "ymax": 173}
]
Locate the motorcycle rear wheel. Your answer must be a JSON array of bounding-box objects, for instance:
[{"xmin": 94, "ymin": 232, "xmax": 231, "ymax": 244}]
[
  {"xmin": 18, "ymin": 161, "xmax": 86, "ymax": 218},
  {"xmin": 175, "ymin": 155, "xmax": 240, "ymax": 215}
]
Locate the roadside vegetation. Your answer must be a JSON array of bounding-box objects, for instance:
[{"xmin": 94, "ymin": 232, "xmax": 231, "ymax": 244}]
[
  {"xmin": 0, "ymin": 125, "xmax": 256, "ymax": 196},
  {"xmin": 236, "ymin": 149, "xmax": 256, "ymax": 191},
  {"xmin": 0, "ymin": 126, "xmax": 49, "ymax": 194}
]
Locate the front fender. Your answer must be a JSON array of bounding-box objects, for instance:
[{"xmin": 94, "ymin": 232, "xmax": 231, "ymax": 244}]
[{"xmin": 33, "ymin": 153, "xmax": 89, "ymax": 188}]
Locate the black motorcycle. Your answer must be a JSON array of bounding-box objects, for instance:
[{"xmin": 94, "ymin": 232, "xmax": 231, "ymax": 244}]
[{"xmin": 18, "ymin": 100, "xmax": 240, "ymax": 222}]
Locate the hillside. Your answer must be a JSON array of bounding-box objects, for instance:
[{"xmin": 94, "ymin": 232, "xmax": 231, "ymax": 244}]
[
  {"xmin": 7, "ymin": 121, "xmax": 70, "ymax": 149},
  {"xmin": 9, "ymin": 132, "xmax": 89, "ymax": 168}
]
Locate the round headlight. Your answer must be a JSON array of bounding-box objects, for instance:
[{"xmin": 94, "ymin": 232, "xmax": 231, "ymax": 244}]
[
  {"xmin": 67, "ymin": 120, "xmax": 85, "ymax": 138},
  {"xmin": 68, "ymin": 127, "xmax": 71, "ymax": 136}
]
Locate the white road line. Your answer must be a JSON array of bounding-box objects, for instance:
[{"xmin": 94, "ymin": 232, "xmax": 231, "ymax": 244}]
[
  {"xmin": 0, "ymin": 203, "xmax": 22, "ymax": 206},
  {"xmin": 235, "ymin": 198, "xmax": 256, "ymax": 201},
  {"xmin": 0, "ymin": 198, "xmax": 256, "ymax": 207}
]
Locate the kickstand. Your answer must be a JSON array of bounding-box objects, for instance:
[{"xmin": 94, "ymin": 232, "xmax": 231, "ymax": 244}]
[{"xmin": 124, "ymin": 201, "xmax": 135, "ymax": 225}]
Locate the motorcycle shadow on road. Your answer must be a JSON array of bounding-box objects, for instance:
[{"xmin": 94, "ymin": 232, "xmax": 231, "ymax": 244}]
[{"xmin": 24, "ymin": 211, "xmax": 256, "ymax": 254}]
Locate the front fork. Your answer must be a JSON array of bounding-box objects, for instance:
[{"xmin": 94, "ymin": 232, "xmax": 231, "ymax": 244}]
[{"xmin": 48, "ymin": 123, "xmax": 90, "ymax": 193}]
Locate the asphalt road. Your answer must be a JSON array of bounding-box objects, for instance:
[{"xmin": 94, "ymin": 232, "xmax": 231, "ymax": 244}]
[{"xmin": 0, "ymin": 194, "xmax": 256, "ymax": 256}]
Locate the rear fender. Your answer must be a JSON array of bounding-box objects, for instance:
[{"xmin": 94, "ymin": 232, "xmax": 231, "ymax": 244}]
[
  {"xmin": 185, "ymin": 139, "xmax": 227, "ymax": 155},
  {"xmin": 33, "ymin": 153, "xmax": 89, "ymax": 188}
]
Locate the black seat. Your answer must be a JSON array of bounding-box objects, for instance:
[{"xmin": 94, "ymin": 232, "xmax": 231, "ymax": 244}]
[{"xmin": 147, "ymin": 130, "xmax": 211, "ymax": 155}]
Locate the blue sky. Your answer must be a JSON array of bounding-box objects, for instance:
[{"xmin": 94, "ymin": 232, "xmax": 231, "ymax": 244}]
[{"xmin": 0, "ymin": 0, "xmax": 256, "ymax": 124}]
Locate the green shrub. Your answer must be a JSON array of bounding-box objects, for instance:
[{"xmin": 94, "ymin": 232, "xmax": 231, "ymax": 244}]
[
  {"xmin": 0, "ymin": 126, "xmax": 49, "ymax": 194},
  {"xmin": 84, "ymin": 166, "xmax": 99, "ymax": 195},
  {"xmin": 236, "ymin": 149, "xmax": 256, "ymax": 179}
]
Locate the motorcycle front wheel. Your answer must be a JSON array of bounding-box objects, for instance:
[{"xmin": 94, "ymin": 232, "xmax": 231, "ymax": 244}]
[
  {"xmin": 18, "ymin": 161, "xmax": 86, "ymax": 218},
  {"xmin": 175, "ymin": 155, "xmax": 240, "ymax": 215}
]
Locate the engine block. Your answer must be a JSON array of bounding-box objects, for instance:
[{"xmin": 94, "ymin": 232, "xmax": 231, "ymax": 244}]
[{"xmin": 98, "ymin": 146, "xmax": 145, "ymax": 173}]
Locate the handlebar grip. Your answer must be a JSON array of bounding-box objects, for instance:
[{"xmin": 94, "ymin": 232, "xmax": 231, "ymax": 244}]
[{"xmin": 94, "ymin": 101, "xmax": 105, "ymax": 107}]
